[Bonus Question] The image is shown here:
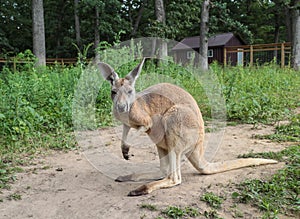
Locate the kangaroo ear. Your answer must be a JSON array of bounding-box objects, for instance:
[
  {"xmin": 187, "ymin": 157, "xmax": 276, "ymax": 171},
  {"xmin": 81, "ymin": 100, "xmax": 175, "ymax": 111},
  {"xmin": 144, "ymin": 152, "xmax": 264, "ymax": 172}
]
[
  {"xmin": 125, "ymin": 58, "xmax": 145, "ymax": 85},
  {"xmin": 98, "ymin": 62, "xmax": 119, "ymax": 85}
]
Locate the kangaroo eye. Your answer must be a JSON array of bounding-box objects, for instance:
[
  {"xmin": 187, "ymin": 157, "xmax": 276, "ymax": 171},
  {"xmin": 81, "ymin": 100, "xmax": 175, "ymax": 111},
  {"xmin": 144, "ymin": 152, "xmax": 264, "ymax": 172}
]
[
  {"xmin": 128, "ymin": 90, "xmax": 133, "ymax": 94},
  {"xmin": 111, "ymin": 90, "xmax": 117, "ymax": 98}
]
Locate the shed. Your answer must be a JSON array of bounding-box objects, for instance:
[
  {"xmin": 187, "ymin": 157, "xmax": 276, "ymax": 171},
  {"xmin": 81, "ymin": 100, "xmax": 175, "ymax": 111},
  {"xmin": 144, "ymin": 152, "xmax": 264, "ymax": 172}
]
[{"xmin": 172, "ymin": 33, "xmax": 245, "ymax": 65}]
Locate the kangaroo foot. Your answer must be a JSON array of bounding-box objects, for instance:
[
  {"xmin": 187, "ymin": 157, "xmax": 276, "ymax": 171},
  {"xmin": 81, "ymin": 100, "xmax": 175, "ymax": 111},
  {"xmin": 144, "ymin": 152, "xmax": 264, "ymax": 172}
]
[{"xmin": 128, "ymin": 185, "xmax": 149, "ymax": 196}]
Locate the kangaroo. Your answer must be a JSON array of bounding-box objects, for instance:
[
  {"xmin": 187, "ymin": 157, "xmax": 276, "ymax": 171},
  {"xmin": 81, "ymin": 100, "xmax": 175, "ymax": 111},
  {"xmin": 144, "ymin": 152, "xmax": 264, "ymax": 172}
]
[{"xmin": 98, "ymin": 59, "xmax": 278, "ymax": 196}]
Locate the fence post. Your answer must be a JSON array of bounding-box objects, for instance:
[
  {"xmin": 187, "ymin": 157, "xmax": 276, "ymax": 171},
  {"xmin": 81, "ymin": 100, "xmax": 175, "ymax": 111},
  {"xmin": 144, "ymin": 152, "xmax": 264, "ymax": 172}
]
[
  {"xmin": 223, "ymin": 47, "xmax": 227, "ymax": 66},
  {"xmin": 281, "ymin": 43, "xmax": 285, "ymax": 68},
  {"xmin": 250, "ymin": 45, "xmax": 253, "ymax": 67},
  {"xmin": 13, "ymin": 57, "xmax": 17, "ymax": 72},
  {"xmin": 237, "ymin": 48, "xmax": 244, "ymax": 66}
]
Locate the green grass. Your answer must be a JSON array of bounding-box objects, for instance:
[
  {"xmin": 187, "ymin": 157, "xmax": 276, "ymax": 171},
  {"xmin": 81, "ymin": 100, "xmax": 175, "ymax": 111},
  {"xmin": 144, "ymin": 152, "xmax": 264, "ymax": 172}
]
[
  {"xmin": 7, "ymin": 192, "xmax": 22, "ymax": 201},
  {"xmin": 140, "ymin": 203, "xmax": 158, "ymax": 211},
  {"xmin": 201, "ymin": 192, "xmax": 224, "ymax": 209},
  {"xmin": 233, "ymin": 110, "xmax": 300, "ymax": 218},
  {"xmin": 254, "ymin": 114, "xmax": 300, "ymax": 142},
  {"xmin": 0, "ymin": 64, "xmax": 81, "ymax": 189},
  {"xmin": 162, "ymin": 206, "xmax": 200, "ymax": 218},
  {"xmin": 0, "ymin": 161, "xmax": 21, "ymax": 189},
  {"xmin": 140, "ymin": 204, "xmax": 200, "ymax": 219},
  {"xmin": 212, "ymin": 63, "xmax": 300, "ymax": 123},
  {"xmin": 203, "ymin": 209, "xmax": 224, "ymax": 219},
  {"xmin": 0, "ymin": 57, "xmax": 300, "ymax": 197},
  {"xmin": 234, "ymin": 145, "xmax": 300, "ymax": 218}
]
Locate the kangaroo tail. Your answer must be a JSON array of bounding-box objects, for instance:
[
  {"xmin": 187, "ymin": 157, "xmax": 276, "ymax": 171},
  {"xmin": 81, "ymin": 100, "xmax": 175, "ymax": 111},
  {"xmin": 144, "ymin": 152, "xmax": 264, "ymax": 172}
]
[{"xmin": 201, "ymin": 158, "xmax": 278, "ymax": 175}]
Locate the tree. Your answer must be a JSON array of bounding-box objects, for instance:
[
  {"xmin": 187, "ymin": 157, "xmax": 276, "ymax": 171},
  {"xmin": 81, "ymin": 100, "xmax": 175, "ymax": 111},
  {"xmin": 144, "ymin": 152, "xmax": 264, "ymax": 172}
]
[
  {"xmin": 165, "ymin": 0, "xmax": 201, "ymax": 40},
  {"xmin": 130, "ymin": 1, "xmax": 145, "ymax": 37},
  {"xmin": 209, "ymin": 1, "xmax": 254, "ymax": 44},
  {"xmin": 291, "ymin": 0, "xmax": 300, "ymax": 70},
  {"xmin": 74, "ymin": 0, "xmax": 81, "ymax": 49},
  {"xmin": 44, "ymin": 0, "xmax": 75, "ymax": 58},
  {"xmin": 32, "ymin": 0, "xmax": 46, "ymax": 66},
  {"xmin": 199, "ymin": 0, "xmax": 210, "ymax": 71},
  {"xmin": 0, "ymin": 0, "xmax": 32, "ymax": 54},
  {"xmin": 94, "ymin": 5, "xmax": 100, "ymax": 62},
  {"xmin": 155, "ymin": 0, "xmax": 167, "ymax": 59},
  {"xmin": 1, "ymin": 0, "xmax": 298, "ymax": 66}
]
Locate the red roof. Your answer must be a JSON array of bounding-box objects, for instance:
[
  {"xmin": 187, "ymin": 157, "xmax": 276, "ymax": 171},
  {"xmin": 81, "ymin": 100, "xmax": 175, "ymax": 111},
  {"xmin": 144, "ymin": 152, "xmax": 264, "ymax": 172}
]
[{"xmin": 172, "ymin": 33, "xmax": 239, "ymax": 50}]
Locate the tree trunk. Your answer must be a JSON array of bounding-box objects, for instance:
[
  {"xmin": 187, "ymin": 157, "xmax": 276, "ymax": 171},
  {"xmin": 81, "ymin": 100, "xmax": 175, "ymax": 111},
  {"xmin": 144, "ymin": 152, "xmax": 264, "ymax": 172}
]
[
  {"xmin": 155, "ymin": 0, "xmax": 167, "ymax": 59},
  {"xmin": 94, "ymin": 6, "xmax": 100, "ymax": 63},
  {"xmin": 285, "ymin": 7, "xmax": 293, "ymax": 42},
  {"xmin": 151, "ymin": 38, "xmax": 157, "ymax": 57},
  {"xmin": 273, "ymin": 12, "xmax": 280, "ymax": 59},
  {"xmin": 291, "ymin": 0, "xmax": 300, "ymax": 70},
  {"xmin": 32, "ymin": 0, "xmax": 46, "ymax": 66},
  {"xmin": 199, "ymin": 0, "xmax": 210, "ymax": 71},
  {"xmin": 131, "ymin": 2, "xmax": 144, "ymax": 37},
  {"xmin": 74, "ymin": 0, "xmax": 81, "ymax": 49},
  {"xmin": 155, "ymin": 0, "xmax": 165, "ymax": 24},
  {"xmin": 56, "ymin": 2, "xmax": 66, "ymax": 58}
]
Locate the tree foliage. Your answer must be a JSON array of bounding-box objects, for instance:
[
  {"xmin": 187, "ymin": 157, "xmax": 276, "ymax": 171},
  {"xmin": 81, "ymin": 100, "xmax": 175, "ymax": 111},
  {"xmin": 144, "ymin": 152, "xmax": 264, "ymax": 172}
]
[{"xmin": 0, "ymin": 0, "xmax": 298, "ymax": 60}]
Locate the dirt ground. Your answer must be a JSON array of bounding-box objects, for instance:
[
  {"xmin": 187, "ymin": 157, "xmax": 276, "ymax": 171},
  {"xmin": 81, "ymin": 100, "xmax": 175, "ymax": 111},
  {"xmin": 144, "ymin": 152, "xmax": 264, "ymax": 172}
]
[{"xmin": 0, "ymin": 123, "xmax": 295, "ymax": 219}]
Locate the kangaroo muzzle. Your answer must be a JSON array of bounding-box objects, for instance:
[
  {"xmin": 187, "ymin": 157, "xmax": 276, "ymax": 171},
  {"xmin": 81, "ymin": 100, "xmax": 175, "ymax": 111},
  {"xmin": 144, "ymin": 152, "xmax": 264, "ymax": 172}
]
[{"xmin": 117, "ymin": 103, "xmax": 128, "ymax": 113}]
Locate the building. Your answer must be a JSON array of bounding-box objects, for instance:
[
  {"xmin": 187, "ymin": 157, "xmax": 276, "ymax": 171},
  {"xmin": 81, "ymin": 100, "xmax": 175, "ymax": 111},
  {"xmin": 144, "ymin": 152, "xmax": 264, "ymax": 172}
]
[{"xmin": 172, "ymin": 32, "xmax": 245, "ymax": 65}]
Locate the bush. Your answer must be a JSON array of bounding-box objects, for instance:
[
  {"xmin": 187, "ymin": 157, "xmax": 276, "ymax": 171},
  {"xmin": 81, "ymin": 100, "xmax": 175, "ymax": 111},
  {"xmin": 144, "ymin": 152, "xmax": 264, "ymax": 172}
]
[
  {"xmin": 0, "ymin": 59, "xmax": 299, "ymax": 189},
  {"xmin": 0, "ymin": 65, "xmax": 81, "ymax": 159},
  {"xmin": 212, "ymin": 64, "xmax": 300, "ymax": 123}
]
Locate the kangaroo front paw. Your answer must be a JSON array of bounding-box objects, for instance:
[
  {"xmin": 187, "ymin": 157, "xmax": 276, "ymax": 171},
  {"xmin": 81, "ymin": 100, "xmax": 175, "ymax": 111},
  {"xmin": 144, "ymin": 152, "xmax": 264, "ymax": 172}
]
[
  {"xmin": 121, "ymin": 142, "xmax": 131, "ymax": 160},
  {"xmin": 122, "ymin": 150, "xmax": 130, "ymax": 160},
  {"xmin": 138, "ymin": 126, "xmax": 149, "ymax": 133},
  {"xmin": 128, "ymin": 185, "xmax": 149, "ymax": 196}
]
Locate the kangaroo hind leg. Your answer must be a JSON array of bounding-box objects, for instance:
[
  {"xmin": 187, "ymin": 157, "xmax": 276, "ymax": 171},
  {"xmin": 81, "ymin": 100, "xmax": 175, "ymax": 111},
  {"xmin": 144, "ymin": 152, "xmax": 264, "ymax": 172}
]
[
  {"xmin": 115, "ymin": 147, "xmax": 169, "ymax": 182},
  {"xmin": 187, "ymin": 147, "xmax": 209, "ymax": 174},
  {"xmin": 127, "ymin": 105, "xmax": 198, "ymax": 196},
  {"xmin": 128, "ymin": 149, "xmax": 182, "ymax": 196}
]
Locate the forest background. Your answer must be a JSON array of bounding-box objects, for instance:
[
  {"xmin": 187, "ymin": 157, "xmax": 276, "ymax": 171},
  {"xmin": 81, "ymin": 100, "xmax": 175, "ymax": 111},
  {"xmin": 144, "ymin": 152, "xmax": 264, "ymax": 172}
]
[{"xmin": 1, "ymin": 0, "xmax": 299, "ymax": 60}]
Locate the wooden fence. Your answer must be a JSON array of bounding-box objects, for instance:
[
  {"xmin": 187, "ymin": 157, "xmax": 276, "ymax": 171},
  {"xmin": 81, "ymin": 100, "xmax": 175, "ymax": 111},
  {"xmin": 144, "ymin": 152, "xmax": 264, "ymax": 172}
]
[
  {"xmin": 0, "ymin": 42, "xmax": 293, "ymax": 71},
  {"xmin": 0, "ymin": 57, "xmax": 78, "ymax": 64},
  {"xmin": 224, "ymin": 42, "xmax": 292, "ymax": 67},
  {"xmin": 0, "ymin": 57, "xmax": 79, "ymax": 72}
]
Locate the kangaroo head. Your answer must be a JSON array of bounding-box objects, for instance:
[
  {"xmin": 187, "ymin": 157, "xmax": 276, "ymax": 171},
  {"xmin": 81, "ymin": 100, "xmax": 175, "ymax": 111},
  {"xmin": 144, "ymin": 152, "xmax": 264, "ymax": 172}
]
[{"xmin": 98, "ymin": 59, "xmax": 145, "ymax": 113}]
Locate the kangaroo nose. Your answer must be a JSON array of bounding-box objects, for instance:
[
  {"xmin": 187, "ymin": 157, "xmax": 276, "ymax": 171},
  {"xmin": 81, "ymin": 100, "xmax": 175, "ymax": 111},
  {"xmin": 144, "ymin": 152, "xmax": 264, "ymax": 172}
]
[{"xmin": 117, "ymin": 104, "xmax": 127, "ymax": 112}]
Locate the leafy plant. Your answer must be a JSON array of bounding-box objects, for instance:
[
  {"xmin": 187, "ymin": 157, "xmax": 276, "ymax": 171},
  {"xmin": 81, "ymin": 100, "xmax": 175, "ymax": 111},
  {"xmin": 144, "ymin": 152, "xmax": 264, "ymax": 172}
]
[
  {"xmin": 162, "ymin": 206, "xmax": 199, "ymax": 219},
  {"xmin": 201, "ymin": 192, "xmax": 224, "ymax": 209},
  {"xmin": 184, "ymin": 207, "xmax": 200, "ymax": 217},
  {"xmin": 162, "ymin": 206, "xmax": 185, "ymax": 219},
  {"xmin": 1, "ymin": 59, "xmax": 300, "ymax": 193},
  {"xmin": 0, "ymin": 160, "xmax": 19, "ymax": 189},
  {"xmin": 203, "ymin": 209, "xmax": 223, "ymax": 219},
  {"xmin": 233, "ymin": 145, "xmax": 300, "ymax": 218},
  {"xmin": 140, "ymin": 203, "xmax": 158, "ymax": 211},
  {"xmin": 7, "ymin": 192, "xmax": 22, "ymax": 201},
  {"xmin": 211, "ymin": 63, "xmax": 300, "ymax": 123},
  {"xmin": 254, "ymin": 114, "xmax": 300, "ymax": 142},
  {"xmin": 0, "ymin": 63, "xmax": 81, "ymax": 189}
]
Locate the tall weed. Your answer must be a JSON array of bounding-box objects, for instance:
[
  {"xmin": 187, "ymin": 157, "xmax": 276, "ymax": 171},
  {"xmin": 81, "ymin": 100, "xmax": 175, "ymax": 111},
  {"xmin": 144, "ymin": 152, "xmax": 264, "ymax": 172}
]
[
  {"xmin": 233, "ymin": 145, "xmax": 300, "ymax": 218},
  {"xmin": 0, "ymin": 58, "xmax": 299, "ymax": 189},
  {"xmin": 0, "ymin": 65, "xmax": 81, "ymax": 160},
  {"xmin": 212, "ymin": 63, "xmax": 300, "ymax": 123}
]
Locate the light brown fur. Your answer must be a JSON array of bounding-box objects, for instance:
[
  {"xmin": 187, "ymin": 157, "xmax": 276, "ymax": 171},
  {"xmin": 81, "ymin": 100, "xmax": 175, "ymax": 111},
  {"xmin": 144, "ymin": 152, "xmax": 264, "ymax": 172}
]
[{"xmin": 98, "ymin": 59, "xmax": 278, "ymax": 196}]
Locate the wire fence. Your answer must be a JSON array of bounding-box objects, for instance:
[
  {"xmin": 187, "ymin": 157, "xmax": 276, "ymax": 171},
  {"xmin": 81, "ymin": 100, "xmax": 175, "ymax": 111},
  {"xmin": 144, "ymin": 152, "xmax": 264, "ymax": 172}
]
[{"xmin": 224, "ymin": 42, "xmax": 292, "ymax": 67}]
